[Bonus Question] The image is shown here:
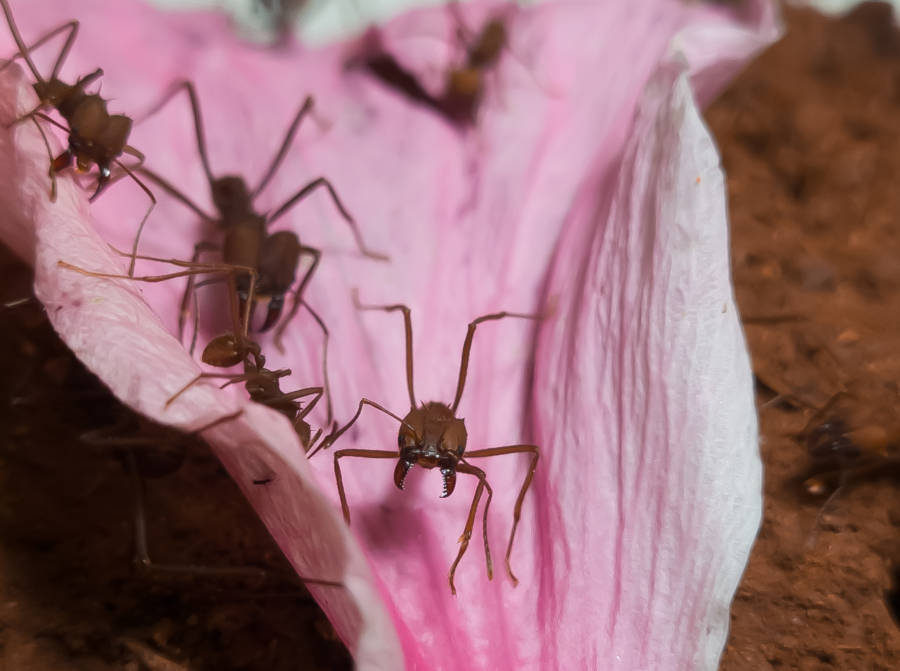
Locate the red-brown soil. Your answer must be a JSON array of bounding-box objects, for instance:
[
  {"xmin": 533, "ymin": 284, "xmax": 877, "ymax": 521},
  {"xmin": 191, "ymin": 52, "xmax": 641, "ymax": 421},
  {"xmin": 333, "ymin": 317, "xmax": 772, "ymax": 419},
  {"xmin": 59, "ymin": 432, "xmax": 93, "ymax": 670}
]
[
  {"xmin": 0, "ymin": 251, "xmax": 351, "ymax": 669},
  {"xmin": 708, "ymin": 3, "xmax": 900, "ymax": 669}
]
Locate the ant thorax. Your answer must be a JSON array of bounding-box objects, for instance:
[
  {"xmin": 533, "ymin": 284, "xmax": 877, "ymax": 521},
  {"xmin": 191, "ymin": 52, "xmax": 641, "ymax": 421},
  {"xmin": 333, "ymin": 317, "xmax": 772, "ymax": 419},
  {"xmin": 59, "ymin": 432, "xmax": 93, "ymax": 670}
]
[
  {"xmin": 211, "ymin": 175, "xmax": 256, "ymax": 222},
  {"xmin": 396, "ymin": 402, "xmax": 467, "ymax": 497}
]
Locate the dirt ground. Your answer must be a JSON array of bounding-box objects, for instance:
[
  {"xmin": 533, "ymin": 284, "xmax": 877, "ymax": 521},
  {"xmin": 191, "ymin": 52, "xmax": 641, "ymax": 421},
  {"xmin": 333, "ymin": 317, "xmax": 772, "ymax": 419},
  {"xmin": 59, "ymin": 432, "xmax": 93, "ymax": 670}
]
[
  {"xmin": 3, "ymin": 3, "xmax": 900, "ymax": 671},
  {"xmin": 0, "ymin": 255, "xmax": 352, "ymax": 669},
  {"xmin": 708, "ymin": 3, "xmax": 900, "ymax": 670}
]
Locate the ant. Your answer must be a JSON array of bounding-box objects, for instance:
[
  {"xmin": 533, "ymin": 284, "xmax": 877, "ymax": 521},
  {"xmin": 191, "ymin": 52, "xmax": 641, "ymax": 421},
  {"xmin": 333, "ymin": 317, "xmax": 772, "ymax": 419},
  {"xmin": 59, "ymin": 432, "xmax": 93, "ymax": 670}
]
[
  {"xmin": 359, "ymin": 5, "xmax": 510, "ymax": 126},
  {"xmin": 136, "ymin": 80, "xmax": 387, "ymax": 351},
  {"xmin": 439, "ymin": 3, "xmax": 508, "ymax": 124},
  {"xmin": 0, "ymin": 0, "xmax": 155, "ymax": 276},
  {"xmin": 796, "ymin": 392, "xmax": 900, "ymax": 500},
  {"xmin": 165, "ymin": 252, "xmax": 335, "ymax": 450},
  {"xmin": 167, "ymin": 329, "xmax": 334, "ymax": 455},
  {"xmin": 320, "ymin": 291, "xmax": 543, "ymax": 595},
  {"xmin": 59, "ymin": 244, "xmax": 335, "ymax": 450}
]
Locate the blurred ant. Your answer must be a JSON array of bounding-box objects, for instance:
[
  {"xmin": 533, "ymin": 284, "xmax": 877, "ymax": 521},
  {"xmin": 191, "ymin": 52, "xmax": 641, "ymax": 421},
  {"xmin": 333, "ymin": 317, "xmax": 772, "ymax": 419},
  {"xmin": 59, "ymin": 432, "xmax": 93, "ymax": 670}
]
[
  {"xmin": 795, "ymin": 391, "xmax": 900, "ymax": 499},
  {"xmin": 321, "ymin": 291, "xmax": 544, "ymax": 594},
  {"xmin": 439, "ymin": 2, "xmax": 509, "ymax": 124},
  {"xmin": 359, "ymin": 4, "xmax": 516, "ymax": 126},
  {"xmin": 789, "ymin": 391, "xmax": 900, "ymax": 550},
  {"xmin": 0, "ymin": 0, "xmax": 155, "ymax": 276}
]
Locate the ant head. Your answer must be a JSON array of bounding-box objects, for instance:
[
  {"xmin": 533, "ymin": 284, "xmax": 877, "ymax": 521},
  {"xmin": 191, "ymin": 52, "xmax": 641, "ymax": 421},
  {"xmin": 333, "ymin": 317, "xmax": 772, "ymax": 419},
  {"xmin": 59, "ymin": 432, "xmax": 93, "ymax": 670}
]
[
  {"xmin": 201, "ymin": 332, "xmax": 258, "ymax": 369},
  {"xmin": 32, "ymin": 79, "xmax": 72, "ymax": 106},
  {"xmin": 211, "ymin": 176, "xmax": 253, "ymax": 216},
  {"xmin": 395, "ymin": 403, "xmax": 467, "ymax": 498}
]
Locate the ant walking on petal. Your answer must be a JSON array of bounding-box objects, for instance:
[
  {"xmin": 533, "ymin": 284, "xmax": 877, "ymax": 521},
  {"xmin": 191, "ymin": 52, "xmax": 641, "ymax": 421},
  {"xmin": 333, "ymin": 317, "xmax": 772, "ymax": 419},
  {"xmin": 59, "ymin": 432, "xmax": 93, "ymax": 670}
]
[
  {"xmin": 321, "ymin": 291, "xmax": 543, "ymax": 594},
  {"xmin": 0, "ymin": 0, "xmax": 156, "ymax": 276},
  {"xmin": 135, "ymin": 80, "xmax": 387, "ymax": 352}
]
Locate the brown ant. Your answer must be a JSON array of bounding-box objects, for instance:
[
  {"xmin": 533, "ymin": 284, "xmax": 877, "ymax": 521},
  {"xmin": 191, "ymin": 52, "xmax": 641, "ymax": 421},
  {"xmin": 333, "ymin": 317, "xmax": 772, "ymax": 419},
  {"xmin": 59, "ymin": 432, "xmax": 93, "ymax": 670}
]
[
  {"xmin": 320, "ymin": 291, "xmax": 543, "ymax": 594},
  {"xmin": 59, "ymin": 244, "xmax": 335, "ymax": 448},
  {"xmin": 166, "ymin": 330, "xmax": 334, "ymax": 455},
  {"xmin": 439, "ymin": 3, "xmax": 508, "ymax": 124},
  {"xmin": 0, "ymin": 0, "xmax": 155, "ymax": 275},
  {"xmin": 359, "ymin": 5, "xmax": 510, "ymax": 126},
  {"xmin": 162, "ymin": 257, "xmax": 335, "ymax": 451},
  {"xmin": 796, "ymin": 392, "xmax": 900, "ymax": 499},
  {"xmin": 136, "ymin": 80, "xmax": 387, "ymax": 350}
]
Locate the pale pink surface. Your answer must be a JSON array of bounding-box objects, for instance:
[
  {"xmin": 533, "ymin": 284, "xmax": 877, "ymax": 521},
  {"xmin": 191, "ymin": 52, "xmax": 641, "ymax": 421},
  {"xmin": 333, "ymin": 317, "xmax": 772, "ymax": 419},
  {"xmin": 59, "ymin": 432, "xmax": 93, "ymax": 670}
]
[{"xmin": 0, "ymin": 1, "xmax": 778, "ymax": 669}]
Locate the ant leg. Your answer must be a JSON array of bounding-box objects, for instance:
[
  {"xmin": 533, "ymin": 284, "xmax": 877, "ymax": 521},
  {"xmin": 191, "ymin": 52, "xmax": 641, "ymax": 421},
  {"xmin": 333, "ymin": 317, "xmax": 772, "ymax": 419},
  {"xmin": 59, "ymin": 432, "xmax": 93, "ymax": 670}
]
[
  {"xmin": 104, "ymin": 155, "xmax": 157, "ymax": 277},
  {"xmin": 333, "ymin": 449, "xmax": 398, "ymax": 523},
  {"xmin": 2, "ymin": 296, "xmax": 32, "ymax": 308},
  {"xmin": 273, "ymin": 245, "xmax": 320, "ymax": 352},
  {"xmin": 122, "ymin": 449, "xmax": 272, "ymax": 581},
  {"xmin": 59, "ymin": 257, "xmax": 258, "ymax": 352},
  {"xmin": 311, "ymin": 397, "xmax": 411, "ymax": 458},
  {"xmin": 165, "ymin": 370, "xmax": 268, "ymax": 408},
  {"xmin": 0, "ymin": 1, "xmax": 56, "ymax": 82},
  {"xmin": 351, "ymin": 291, "xmax": 416, "ymax": 409},
  {"xmin": 293, "ymin": 301, "xmax": 333, "ymax": 427},
  {"xmin": 138, "ymin": 80, "xmax": 215, "ymax": 184},
  {"xmin": 30, "ymin": 112, "xmax": 74, "ymax": 197},
  {"xmin": 257, "ymin": 386, "xmax": 324, "ymax": 410},
  {"xmin": 28, "ymin": 115, "xmax": 57, "ymax": 200},
  {"xmin": 252, "ymin": 95, "xmax": 315, "ymax": 199},
  {"xmin": 267, "ymin": 177, "xmax": 389, "ymax": 261},
  {"xmin": 294, "ymin": 387, "xmax": 324, "ymax": 422},
  {"xmin": 0, "ymin": 17, "xmax": 82, "ymax": 82},
  {"xmin": 449, "ymin": 461, "xmax": 493, "ymax": 595},
  {"xmin": 138, "ymin": 166, "xmax": 216, "ymax": 222},
  {"xmin": 451, "ymin": 309, "xmax": 544, "ymax": 414},
  {"xmin": 177, "ymin": 241, "xmax": 219, "ymax": 341},
  {"xmin": 48, "ymin": 20, "xmax": 79, "ymax": 80},
  {"xmin": 185, "ymin": 275, "xmax": 229, "ymax": 356},
  {"xmin": 465, "ymin": 443, "xmax": 539, "ymax": 584},
  {"xmin": 57, "ymin": 259, "xmax": 255, "ymax": 287},
  {"xmin": 6, "ymin": 102, "xmax": 48, "ymax": 129}
]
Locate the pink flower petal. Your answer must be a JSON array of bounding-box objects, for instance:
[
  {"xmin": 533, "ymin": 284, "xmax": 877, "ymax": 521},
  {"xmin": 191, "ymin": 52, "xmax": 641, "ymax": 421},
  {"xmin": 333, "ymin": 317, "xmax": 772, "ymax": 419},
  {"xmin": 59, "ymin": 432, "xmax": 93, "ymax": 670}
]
[{"xmin": 0, "ymin": 1, "xmax": 778, "ymax": 669}]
